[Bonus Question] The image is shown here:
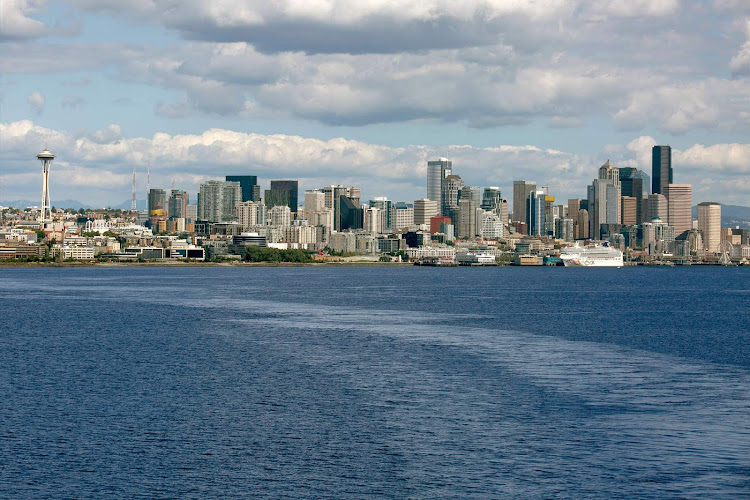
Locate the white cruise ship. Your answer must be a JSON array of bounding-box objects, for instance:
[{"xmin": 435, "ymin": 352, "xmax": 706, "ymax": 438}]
[{"xmin": 559, "ymin": 244, "xmax": 624, "ymax": 267}]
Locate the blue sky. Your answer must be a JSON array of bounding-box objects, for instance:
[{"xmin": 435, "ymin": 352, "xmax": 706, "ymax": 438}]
[{"xmin": 2, "ymin": 0, "xmax": 750, "ymax": 208}]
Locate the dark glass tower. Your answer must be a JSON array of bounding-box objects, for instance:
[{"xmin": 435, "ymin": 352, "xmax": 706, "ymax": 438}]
[
  {"xmin": 226, "ymin": 175, "xmax": 258, "ymax": 202},
  {"xmin": 266, "ymin": 180, "xmax": 298, "ymax": 212},
  {"xmin": 652, "ymin": 145, "xmax": 672, "ymax": 195}
]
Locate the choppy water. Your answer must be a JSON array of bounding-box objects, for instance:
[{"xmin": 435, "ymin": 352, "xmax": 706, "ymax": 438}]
[{"xmin": 1, "ymin": 266, "xmax": 748, "ymax": 498}]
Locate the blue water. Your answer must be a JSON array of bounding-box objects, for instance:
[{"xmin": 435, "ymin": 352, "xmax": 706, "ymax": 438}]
[{"xmin": 1, "ymin": 266, "xmax": 749, "ymax": 498}]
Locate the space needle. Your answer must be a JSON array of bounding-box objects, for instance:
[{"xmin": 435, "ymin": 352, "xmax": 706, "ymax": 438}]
[{"xmin": 37, "ymin": 148, "xmax": 55, "ymax": 225}]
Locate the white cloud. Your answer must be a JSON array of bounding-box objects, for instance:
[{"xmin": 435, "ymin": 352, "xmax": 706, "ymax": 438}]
[
  {"xmin": 0, "ymin": 0, "xmax": 49, "ymax": 40},
  {"xmin": 26, "ymin": 91, "xmax": 45, "ymax": 115},
  {"xmin": 730, "ymin": 19, "xmax": 750, "ymax": 76},
  {"xmin": 3, "ymin": 120, "xmax": 750, "ymax": 207}
]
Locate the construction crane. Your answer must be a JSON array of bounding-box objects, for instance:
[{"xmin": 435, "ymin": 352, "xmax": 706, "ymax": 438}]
[{"xmin": 541, "ymin": 184, "xmax": 559, "ymax": 196}]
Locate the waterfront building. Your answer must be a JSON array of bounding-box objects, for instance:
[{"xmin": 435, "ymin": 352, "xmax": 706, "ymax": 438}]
[
  {"xmin": 664, "ymin": 184, "xmax": 692, "ymax": 238},
  {"xmin": 697, "ymin": 202, "xmax": 721, "ymax": 252},
  {"xmin": 512, "ymin": 180, "xmax": 537, "ymax": 223}
]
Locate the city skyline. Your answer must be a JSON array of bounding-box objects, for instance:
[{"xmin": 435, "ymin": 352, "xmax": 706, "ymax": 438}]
[{"xmin": 3, "ymin": 2, "xmax": 750, "ymax": 207}]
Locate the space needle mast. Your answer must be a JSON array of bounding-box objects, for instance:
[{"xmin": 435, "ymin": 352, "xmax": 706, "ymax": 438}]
[{"xmin": 37, "ymin": 148, "xmax": 55, "ymax": 224}]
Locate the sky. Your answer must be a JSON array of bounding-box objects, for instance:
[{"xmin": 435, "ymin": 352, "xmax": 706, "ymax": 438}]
[{"xmin": 2, "ymin": 0, "xmax": 750, "ymax": 209}]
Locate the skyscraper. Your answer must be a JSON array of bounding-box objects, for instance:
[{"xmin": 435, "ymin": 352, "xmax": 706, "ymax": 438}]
[
  {"xmin": 652, "ymin": 145, "xmax": 672, "ymax": 195},
  {"xmin": 199, "ymin": 180, "xmax": 242, "ymax": 222},
  {"xmin": 442, "ymin": 175, "xmax": 464, "ymax": 215},
  {"xmin": 369, "ymin": 197, "xmax": 392, "ymax": 233},
  {"xmin": 481, "ymin": 187, "xmax": 502, "ymax": 212},
  {"xmin": 168, "ymin": 190, "xmax": 188, "ymax": 219},
  {"xmin": 512, "ymin": 180, "xmax": 537, "ymax": 223},
  {"xmin": 226, "ymin": 175, "xmax": 258, "ymax": 202},
  {"xmin": 426, "ymin": 158, "xmax": 452, "ymax": 209},
  {"xmin": 664, "ymin": 184, "xmax": 692, "ymax": 238},
  {"xmin": 645, "ymin": 193, "xmax": 668, "ymax": 222},
  {"xmin": 457, "ymin": 186, "xmax": 478, "ymax": 238},
  {"xmin": 697, "ymin": 202, "xmax": 721, "ymax": 252},
  {"xmin": 526, "ymin": 190, "xmax": 546, "ymax": 236},
  {"xmin": 414, "ymin": 198, "xmax": 439, "ymax": 226},
  {"xmin": 265, "ymin": 180, "xmax": 298, "ymax": 212},
  {"xmin": 148, "ymin": 188, "xmax": 167, "ymax": 217}
]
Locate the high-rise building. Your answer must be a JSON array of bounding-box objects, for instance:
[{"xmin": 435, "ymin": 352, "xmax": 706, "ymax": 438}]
[
  {"xmin": 392, "ymin": 203, "xmax": 414, "ymax": 230},
  {"xmin": 225, "ymin": 175, "xmax": 258, "ymax": 202},
  {"xmin": 663, "ymin": 184, "xmax": 692, "ymax": 237},
  {"xmin": 363, "ymin": 207, "xmax": 380, "ymax": 235},
  {"xmin": 457, "ymin": 187, "xmax": 478, "ymax": 238},
  {"xmin": 304, "ymin": 190, "xmax": 326, "ymax": 212},
  {"xmin": 442, "ymin": 175, "xmax": 464, "ymax": 216},
  {"xmin": 526, "ymin": 190, "xmax": 546, "ymax": 236},
  {"xmin": 269, "ymin": 205, "xmax": 291, "ymax": 227},
  {"xmin": 265, "ymin": 180, "xmax": 298, "ymax": 212},
  {"xmin": 414, "ymin": 198, "xmax": 439, "ymax": 226},
  {"xmin": 369, "ymin": 197, "xmax": 392, "ymax": 234},
  {"xmin": 481, "ymin": 187, "xmax": 502, "ymax": 212},
  {"xmin": 621, "ymin": 196, "xmax": 637, "ymax": 226},
  {"xmin": 480, "ymin": 211, "xmax": 503, "ymax": 239},
  {"xmin": 148, "ymin": 188, "xmax": 167, "ymax": 217},
  {"xmin": 555, "ymin": 218, "xmax": 574, "ymax": 242},
  {"xmin": 697, "ymin": 202, "xmax": 721, "ymax": 252},
  {"xmin": 577, "ymin": 209, "xmax": 589, "ymax": 240},
  {"xmin": 199, "ymin": 180, "xmax": 242, "ymax": 222},
  {"xmin": 645, "ymin": 193, "xmax": 668, "ymax": 222},
  {"xmin": 168, "ymin": 190, "xmax": 188, "ymax": 219},
  {"xmin": 426, "ymin": 158, "xmax": 452, "ymax": 209},
  {"xmin": 652, "ymin": 145, "xmax": 672, "ymax": 195},
  {"xmin": 235, "ymin": 201, "xmax": 261, "ymax": 229},
  {"xmin": 512, "ymin": 180, "xmax": 536, "ymax": 223},
  {"xmin": 338, "ymin": 196, "xmax": 363, "ymax": 231},
  {"xmin": 621, "ymin": 169, "xmax": 650, "ymax": 225},
  {"xmin": 588, "ymin": 179, "xmax": 619, "ymax": 239}
]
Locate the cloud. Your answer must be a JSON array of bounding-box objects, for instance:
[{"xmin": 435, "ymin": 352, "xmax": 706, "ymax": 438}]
[
  {"xmin": 27, "ymin": 91, "xmax": 45, "ymax": 114},
  {"xmin": 730, "ymin": 19, "xmax": 750, "ymax": 76},
  {"xmin": 0, "ymin": 0, "xmax": 49, "ymax": 41},
  {"xmin": 3, "ymin": 120, "xmax": 750, "ymax": 208}
]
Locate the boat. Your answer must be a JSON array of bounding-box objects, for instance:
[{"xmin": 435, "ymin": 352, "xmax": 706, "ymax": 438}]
[{"xmin": 559, "ymin": 243, "xmax": 624, "ymax": 268}]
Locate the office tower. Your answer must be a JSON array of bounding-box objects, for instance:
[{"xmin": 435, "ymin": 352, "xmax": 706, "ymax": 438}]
[
  {"xmin": 526, "ymin": 190, "xmax": 546, "ymax": 236},
  {"xmin": 577, "ymin": 209, "xmax": 589, "ymax": 239},
  {"xmin": 588, "ymin": 179, "xmax": 619, "ymax": 239},
  {"xmin": 555, "ymin": 218, "xmax": 574, "ymax": 242},
  {"xmin": 544, "ymin": 195, "xmax": 555, "ymax": 236},
  {"xmin": 265, "ymin": 180, "xmax": 298, "ymax": 212},
  {"xmin": 369, "ymin": 197, "xmax": 392, "ymax": 234},
  {"xmin": 199, "ymin": 180, "xmax": 242, "ymax": 222},
  {"xmin": 457, "ymin": 187, "xmax": 478, "ymax": 238},
  {"xmin": 427, "ymin": 158, "xmax": 452, "ymax": 208},
  {"xmin": 168, "ymin": 190, "xmax": 188, "ymax": 219},
  {"xmin": 304, "ymin": 190, "xmax": 326, "ymax": 212},
  {"xmin": 235, "ymin": 201, "xmax": 261, "ymax": 229},
  {"xmin": 652, "ymin": 145, "xmax": 672, "ymax": 195},
  {"xmin": 393, "ymin": 202, "xmax": 414, "ymax": 230},
  {"xmin": 338, "ymin": 196, "xmax": 363, "ymax": 231},
  {"xmin": 599, "ymin": 160, "xmax": 621, "ymax": 222},
  {"xmin": 363, "ymin": 207, "xmax": 380, "ymax": 235},
  {"xmin": 148, "ymin": 188, "xmax": 167, "ymax": 217},
  {"xmin": 348, "ymin": 187, "xmax": 361, "ymax": 207},
  {"xmin": 481, "ymin": 187, "xmax": 502, "ymax": 212},
  {"xmin": 645, "ymin": 193, "xmax": 668, "ymax": 222},
  {"xmin": 414, "ymin": 198, "xmax": 439, "ymax": 226},
  {"xmin": 269, "ymin": 205, "xmax": 291, "ymax": 227},
  {"xmin": 499, "ymin": 199, "xmax": 509, "ymax": 226},
  {"xmin": 225, "ymin": 175, "xmax": 258, "ymax": 202},
  {"xmin": 442, "ymin": 175, "xmax": 464, "ymax": 216},
  {"xmin": 621, "ymin": 169, "xmax": 649, "ymax": 224},
  {"xmin": 663, "ymin": 184, "xmax": 692, "ymax": 237},
  {"xmin": 185, "ymin": 204, "xmax": 198, "ymax": 220},
  {"xmin": 513, "ymin": 180, "xmax": 537, "ymax": 223},
  {"xmin": 621, "ymin": 196, "xmax": 637, "ymax": 226},
  {"xmin": 480, "ymin": 211, "xmax": 503, "ymax": 239},
  {"xmin": 697, "ymin": 202, "xmax": 721, "ymax": 252}
]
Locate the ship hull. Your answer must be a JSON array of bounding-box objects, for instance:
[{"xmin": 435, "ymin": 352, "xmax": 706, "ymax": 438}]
[{"xmin": 560, "ymin": 255, "xmax": 623, "ymax": 267}]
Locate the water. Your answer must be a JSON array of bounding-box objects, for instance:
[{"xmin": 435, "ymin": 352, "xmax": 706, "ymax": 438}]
[{"xmin": 0, "ymin": 266, "xmax": 748, "ymax": 498}]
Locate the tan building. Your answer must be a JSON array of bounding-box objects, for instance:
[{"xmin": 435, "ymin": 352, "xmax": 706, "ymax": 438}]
[
  {"xmin": 413, "ymin": 198, "xmax": 439, "ymax": 226},
  {"xmin": 697, "ymin": 202, "xmax": 721, "ymax": 252},
  {"xmin": 621, "ymin": 196, "xmax": 637, "ymax": 226},
  {"xmin": 663, "ymin": 184, "xmax": 692, "ymax": 237}
]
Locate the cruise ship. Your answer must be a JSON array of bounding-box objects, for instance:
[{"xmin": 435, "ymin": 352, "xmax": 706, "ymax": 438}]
[{"xmin": 559, "ymin": 244, "xmax": 624, "ymax": 267}]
